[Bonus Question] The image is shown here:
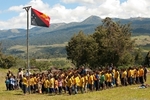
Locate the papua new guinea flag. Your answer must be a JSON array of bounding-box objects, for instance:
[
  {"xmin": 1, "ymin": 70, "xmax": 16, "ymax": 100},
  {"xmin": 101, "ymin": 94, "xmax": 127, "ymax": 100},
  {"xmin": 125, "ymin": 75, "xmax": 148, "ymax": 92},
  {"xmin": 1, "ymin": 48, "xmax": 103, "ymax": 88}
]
[{"xmin": 31, "ymin": 8, "xmax": 50, "ymax": 27}]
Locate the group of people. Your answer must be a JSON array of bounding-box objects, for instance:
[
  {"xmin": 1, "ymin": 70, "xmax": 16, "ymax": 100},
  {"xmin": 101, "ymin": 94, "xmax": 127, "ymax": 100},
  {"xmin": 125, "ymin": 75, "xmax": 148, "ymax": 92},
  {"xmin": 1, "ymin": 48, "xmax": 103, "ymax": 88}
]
[
  {"xmin": 5, "ymin": 65, "xmax": 148, "ymax": 95},
  {"xmin": 5, "ymin": 70, "xmax": 18, "ymax": 90}
]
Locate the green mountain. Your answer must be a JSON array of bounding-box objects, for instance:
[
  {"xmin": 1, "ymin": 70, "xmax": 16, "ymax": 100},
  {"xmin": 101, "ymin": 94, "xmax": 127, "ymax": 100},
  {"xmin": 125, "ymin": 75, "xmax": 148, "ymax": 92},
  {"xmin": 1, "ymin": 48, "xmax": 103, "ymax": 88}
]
[{"xmin": 0, "ymin": 16, "xmax": 150, "ymax": 58}]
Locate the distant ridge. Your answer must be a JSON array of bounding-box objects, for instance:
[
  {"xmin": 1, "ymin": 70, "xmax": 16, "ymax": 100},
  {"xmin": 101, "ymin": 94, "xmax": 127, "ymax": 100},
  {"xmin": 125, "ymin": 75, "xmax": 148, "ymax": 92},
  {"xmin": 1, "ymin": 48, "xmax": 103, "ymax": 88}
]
[
  {"xmin": 0, "ymin": 15, "xmax": 150, "ymax": 48},
  {"xmin": 81, "ymin": 15, "xmax": 102, "ymax": 24}
]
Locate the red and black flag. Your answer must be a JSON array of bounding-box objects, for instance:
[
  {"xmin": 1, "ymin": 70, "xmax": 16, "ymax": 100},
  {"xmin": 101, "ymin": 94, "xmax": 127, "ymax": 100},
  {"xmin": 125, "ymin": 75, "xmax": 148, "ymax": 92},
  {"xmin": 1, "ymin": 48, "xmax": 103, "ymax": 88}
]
[{"xmin": 31, "ymin": 8, "xmax": 50, "ymax": 27}]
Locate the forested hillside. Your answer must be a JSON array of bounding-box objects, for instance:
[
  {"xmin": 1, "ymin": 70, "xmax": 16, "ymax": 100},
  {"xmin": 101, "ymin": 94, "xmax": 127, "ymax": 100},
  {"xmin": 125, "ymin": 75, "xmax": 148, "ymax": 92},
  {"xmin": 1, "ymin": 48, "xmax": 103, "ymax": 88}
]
[{"xmin": 0, "ymin": 16, "xmax": 150, "ymax": 58}]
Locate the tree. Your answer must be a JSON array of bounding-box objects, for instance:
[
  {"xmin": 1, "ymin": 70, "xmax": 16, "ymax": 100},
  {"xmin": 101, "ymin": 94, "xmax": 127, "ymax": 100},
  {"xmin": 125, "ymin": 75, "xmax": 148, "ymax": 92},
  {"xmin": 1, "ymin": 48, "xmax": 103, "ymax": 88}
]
[
  {"xmin": 35, "ymin": 61, "xmax": 51, "ymax": 71},
  {"xmin": 66, "ymin": 31, "xmax": 98, "ymax": 67},
  {"xmin": 30, "ymin": 58, "xmax": 36, "ymax": 67},
  {"xmin": 144, "ymin": 51, "xmax": 150, "ymax": 67},
  {"xmin": 66, "ymin": 17, "xmax": 135, "ymax": 68},
  {"xmin": 0, "ymin": 43, "xmax": 17, "ymax": 69},
  {"xmin": 92, "ymin": 17, "xmax": 135, "ymax": 66},
  {"xmin": 134, "ymin": 48, "xmax": 144, "ymax": 65},
  {"xmin": 0, "ymin": 55, "xmax": 16, "ymax": 69}
]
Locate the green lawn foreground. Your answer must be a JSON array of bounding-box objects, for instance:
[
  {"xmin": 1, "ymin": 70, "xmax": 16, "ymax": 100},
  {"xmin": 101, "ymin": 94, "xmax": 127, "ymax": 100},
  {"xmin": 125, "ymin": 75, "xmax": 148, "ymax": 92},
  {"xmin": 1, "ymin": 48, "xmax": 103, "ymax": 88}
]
[{"xmin": 0, "ymin": 68, "xmax": 150, "ymax": 100}]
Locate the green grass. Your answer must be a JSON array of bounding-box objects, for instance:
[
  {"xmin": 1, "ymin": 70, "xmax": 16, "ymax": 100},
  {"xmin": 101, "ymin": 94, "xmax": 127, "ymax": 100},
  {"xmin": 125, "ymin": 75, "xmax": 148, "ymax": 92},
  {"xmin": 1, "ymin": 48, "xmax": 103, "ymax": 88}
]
[
  {"xmin": 5, "ymin": 35, "xmax": 150, "ymax": 60},
  {"xmin": 1, "ymin": 86, "xmax": 149, "ymax": 100},
  {"xmin": 0, "ymin": 68, "xmax": 150, "ymax": 100},
  {"xmin": 7, "ymin": 35, "xmax": 150, "ymax": 57},
  {"xmin": 132, "ymin": 35, "xmax": 150, "ymax": 46},
  {"xmin": 8, "ymin": 42, "xmax": 68, "ymax": 53},
  {"xmin": 8, "ymin": 35, "xmax": 150, "ymax": 53}
]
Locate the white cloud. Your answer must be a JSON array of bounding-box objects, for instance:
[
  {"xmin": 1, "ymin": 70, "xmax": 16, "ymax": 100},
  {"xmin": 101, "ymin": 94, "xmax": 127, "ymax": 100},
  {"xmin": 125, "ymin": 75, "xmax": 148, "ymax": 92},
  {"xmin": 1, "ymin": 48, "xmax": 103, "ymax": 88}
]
[
  {"xmin": 0, "ymin": 0, "xmax": 150, "ymax": 29},
  {"xmin": 62, "ymin": 0, "xmax": 94, "ymax": 4},
  {"xmin": 121, "ymin": 0, "xmax": 149, "ymax": 17},
  {"xmin": 8, "ymin": 5, "xmax": 24, "ymax": 12},
  {"xmin": 61, "ymin": 0, "xmax": 105, "ymax": 4}
]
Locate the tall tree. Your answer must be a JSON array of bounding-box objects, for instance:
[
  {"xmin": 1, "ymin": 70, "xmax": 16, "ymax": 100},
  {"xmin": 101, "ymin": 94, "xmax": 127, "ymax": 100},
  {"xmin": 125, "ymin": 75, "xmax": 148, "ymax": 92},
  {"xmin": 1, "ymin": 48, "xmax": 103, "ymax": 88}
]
[
  {"xmin": 66, "ymin": 31, "xmax": 98, "ymax": 67},
  {"xmin": 0, "ymin": 55, "xmax": 16, "ymax": 69},
  {"xmin": 92, "ymin": 17, "xmax": 135, "ymax": 66},
  {"xmin": 0, "ymin": 43, "xmax": 17, "ymax": 69},
  {"xmin": 66, "ymin": 31, "xmax": 86, "ymax": 67},
  {"xmin": 66, "ymin": 17, "xmax": 135, "ymax": 68},
  {"xmin": 134, "ymin": 48, "xmax": 144, "ymax": 65},
  {"xmin": 144, "ymin": 51, "xmax": 150, "ymax": 67}
]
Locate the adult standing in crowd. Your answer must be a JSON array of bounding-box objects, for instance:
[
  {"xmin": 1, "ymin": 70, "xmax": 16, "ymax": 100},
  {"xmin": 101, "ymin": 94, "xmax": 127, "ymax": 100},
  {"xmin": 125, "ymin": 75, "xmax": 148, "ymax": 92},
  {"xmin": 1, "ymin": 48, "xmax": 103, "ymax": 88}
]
[
  {"xmin": 143, "ymin": 66, "xmax": 148, "ymax": 82},
  {"xmin": 17, "ymin": 68, "xmax": 24, "ymax": 89},
  {"xmin": 80, "ymin": 66, "xmax": 86, "ymax": 75},
  {"xmin": 25, "ymin": 69, "xmax": 31, "ymax": 76}
]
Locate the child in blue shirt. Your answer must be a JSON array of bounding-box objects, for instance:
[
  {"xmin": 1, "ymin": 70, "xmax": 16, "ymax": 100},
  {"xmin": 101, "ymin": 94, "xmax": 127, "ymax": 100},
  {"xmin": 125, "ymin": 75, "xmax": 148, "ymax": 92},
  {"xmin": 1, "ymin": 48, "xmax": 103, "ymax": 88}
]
[{"xmin": 5, "ymin": 77, "xmax": 10, "ymax": 90}]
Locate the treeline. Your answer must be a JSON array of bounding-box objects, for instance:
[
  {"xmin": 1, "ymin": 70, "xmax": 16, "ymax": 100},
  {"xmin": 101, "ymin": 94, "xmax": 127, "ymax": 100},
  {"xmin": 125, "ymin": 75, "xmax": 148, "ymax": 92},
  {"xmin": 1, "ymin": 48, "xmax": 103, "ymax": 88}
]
[{"xmin": 0, "ymin": 43, "xmax": 17, "ymax": 69}]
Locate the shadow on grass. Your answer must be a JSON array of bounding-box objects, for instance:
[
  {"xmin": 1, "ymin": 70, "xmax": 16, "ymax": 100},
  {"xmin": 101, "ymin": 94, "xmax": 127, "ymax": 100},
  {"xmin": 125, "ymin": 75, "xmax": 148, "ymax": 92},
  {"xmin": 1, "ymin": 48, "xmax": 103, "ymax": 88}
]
[
  {"xmin": 3, "ymin": 90, "xmax": 8, "ymax": 91},
  {"xmin": 14, "ymin": 93, "xmax": 23, "ymax": 95}
]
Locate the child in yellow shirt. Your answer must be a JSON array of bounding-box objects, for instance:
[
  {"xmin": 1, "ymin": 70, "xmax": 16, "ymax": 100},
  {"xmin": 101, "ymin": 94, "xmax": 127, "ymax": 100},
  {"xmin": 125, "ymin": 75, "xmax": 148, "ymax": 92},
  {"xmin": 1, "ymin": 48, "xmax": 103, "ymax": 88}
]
[
  {"xmin": 67, "ymin": 75, "xmax": 73, "ymax": 95},
  {"xmin": 29, "ymin": 75, "xmax": 34, "ymax": 93},
  {"xmin": 84, "ymin": 73, "xmax": 88, "ymax": 93},
  {"xmin": 135, "ymin": 68, "xmax": 139, "ymax": 84},
  {"xmin": 44, "ymin": 77, "xmax": 49, "ymax": 94},
  {"xmin": 74, "ymin": 74, "xmax": 80, "ymax": 94},
  {"xmin": 49, "ymin": 75, "xmax": 55, "ymax": 94},
  {"xmin": 139, "ymin": 67, "xmax": 144, "ymax": 84},
  {"xmin": 80, "ymin": 74, "xmax": 85, "ymax": 93},
  {"xmin": 54, "ymin": 77, "xmax": 58, "ymax": 94},
  {"xmin": 22, "ymin": 75, "xmax": 27, "ymax": 95},
  {"xmin": 88, "ymin": 72, "xmax": 94, "ymax": 91}
]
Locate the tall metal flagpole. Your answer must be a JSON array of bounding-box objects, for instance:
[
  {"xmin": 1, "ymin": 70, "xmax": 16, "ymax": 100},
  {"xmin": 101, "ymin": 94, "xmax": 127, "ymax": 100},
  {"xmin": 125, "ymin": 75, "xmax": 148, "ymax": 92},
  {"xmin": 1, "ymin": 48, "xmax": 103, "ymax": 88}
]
[{"xmin": 23, "ymin": 6, "xmax": 31, "ymax": 75}]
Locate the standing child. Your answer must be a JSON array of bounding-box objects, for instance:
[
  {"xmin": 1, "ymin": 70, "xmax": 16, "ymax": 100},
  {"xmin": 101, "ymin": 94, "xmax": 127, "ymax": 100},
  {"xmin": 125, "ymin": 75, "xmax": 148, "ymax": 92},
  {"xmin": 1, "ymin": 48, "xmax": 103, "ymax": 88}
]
[
  {"xmin": 14, "ymin": 76, "xmax": 19, "ymax": 90},
  {"xmin": 5, "ymin": 76, "xmax": 10, "ymax": 90},
  {"xmin": 84, "ymin": 73, "xmax": 88, "ymax": 93},
  {"xmin": 58, "ymin": 76, "xmax": 63, "ymax": 94},
  {"xmin": 67, "ymin": 75, "xmax": 73, "ymax": 95},
  {"xmin": 88, "ymin": 72, "xmax": 94, "ymax": 91},
  {"xmin": 80, "ymin": 74, "xmax": 85, "ymax": 93},
  {"xmin": 43, "ymin": 76, "xmax": 50, "ymax": 94},
  {"xmin": 100, "ymin": 72, "xmax": 106, "ymax": 90},
  {"xmin": 22, "ymin": 75, "xmax": 27, "ymax": 95},
  {"xmin": 135, "ymin": 68, "xmax": 139, "ymax": 84},
  {"xmin": 139, "ymin": 66, "xmax": 144, "ymax": 84},
  {"xmin": 49, "ymin": 75, "xmax": 55, "ymax": 95},
  {"xmin": 94, "ymin": 72, "xmax": 100, "ymax": 91},
  {"xmin": 62, "ymin": 76, "xmax": 67, "ymax": 94},
  {"xmin": 29, "ymin": 75, "xmax": 35, "ymax": 93},
  {"xmin": 33, "ymin": 73, "xmax": 38, "ymax": 93},
  {"xmin": 9, "ymin": 75, "xmax": 15, "ymax": 90},
  {"xmin": 38, "ymin": 77, "xmax": 42, "ymax": 94},
  {"xmin": 54, "ymin": 77, "xmax": 58, "ymax": 94},
  {"xmin": 27, "ymin": 76, "xmax": 31, "ymax": 94},
  {"xmin": 107, "ymin": 71, "xmax": 112, "ymax": 88}
]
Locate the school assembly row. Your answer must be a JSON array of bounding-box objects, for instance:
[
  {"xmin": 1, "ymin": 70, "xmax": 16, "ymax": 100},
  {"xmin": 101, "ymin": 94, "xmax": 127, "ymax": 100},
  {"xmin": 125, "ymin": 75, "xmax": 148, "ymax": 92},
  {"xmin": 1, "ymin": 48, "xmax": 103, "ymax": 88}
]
[{"xmin": 5, "ymin": 66, "xmax": 148, "ymax": 95}]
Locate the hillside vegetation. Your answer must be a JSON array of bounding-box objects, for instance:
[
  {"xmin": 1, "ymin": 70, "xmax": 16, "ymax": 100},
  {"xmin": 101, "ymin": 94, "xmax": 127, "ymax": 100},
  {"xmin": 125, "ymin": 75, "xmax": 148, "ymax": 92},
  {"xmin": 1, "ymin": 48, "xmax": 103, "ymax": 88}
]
[
  {"xmin": 4, "ymin": 35, "xmax": 149, "ymax": 59},
  {"xmin": 0, "ymin": 16, "xmax": 150, "ymax": 57}
]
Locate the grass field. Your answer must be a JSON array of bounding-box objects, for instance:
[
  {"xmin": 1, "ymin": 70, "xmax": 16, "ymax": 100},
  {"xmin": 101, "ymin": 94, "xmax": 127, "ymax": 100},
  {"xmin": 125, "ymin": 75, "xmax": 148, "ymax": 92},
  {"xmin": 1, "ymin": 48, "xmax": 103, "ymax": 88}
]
[
  {"xmin": 132, "ymin": 35, "xmax": 150, "ymax": 46},
  {"xmin": 0, "ymin": 68, "xmax": 150, "ymax": 100},
  {"xmin": 7, "ymin": 35, "xmax": 150, "ymax": 56},
  {"xmin": 8, "ymin": 42, "xmax": 68, "ymax": 53},
  {"xmin": 9, "ymin": 35, "xmax": 150, "ymax": 50}
]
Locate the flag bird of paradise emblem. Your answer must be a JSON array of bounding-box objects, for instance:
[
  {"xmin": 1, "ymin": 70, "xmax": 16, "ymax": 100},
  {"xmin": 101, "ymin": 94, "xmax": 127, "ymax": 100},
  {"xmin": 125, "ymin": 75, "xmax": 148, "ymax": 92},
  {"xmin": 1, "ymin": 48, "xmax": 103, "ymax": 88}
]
[{"xmin": 40, "ymin": 14, "xmax": 50, "ymax": 22}]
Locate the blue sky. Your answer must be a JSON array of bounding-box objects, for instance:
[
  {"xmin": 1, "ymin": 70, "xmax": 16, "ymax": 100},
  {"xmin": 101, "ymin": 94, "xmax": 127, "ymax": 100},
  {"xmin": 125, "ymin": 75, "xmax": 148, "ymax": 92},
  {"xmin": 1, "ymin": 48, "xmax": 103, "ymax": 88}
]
[
  {"xmin": 0, "ymin": 0, "xmax": 80, "ymax": 21},
  {"xmin": 0, "ymin": 0, "xmax": 150, "ymax": 29}
]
